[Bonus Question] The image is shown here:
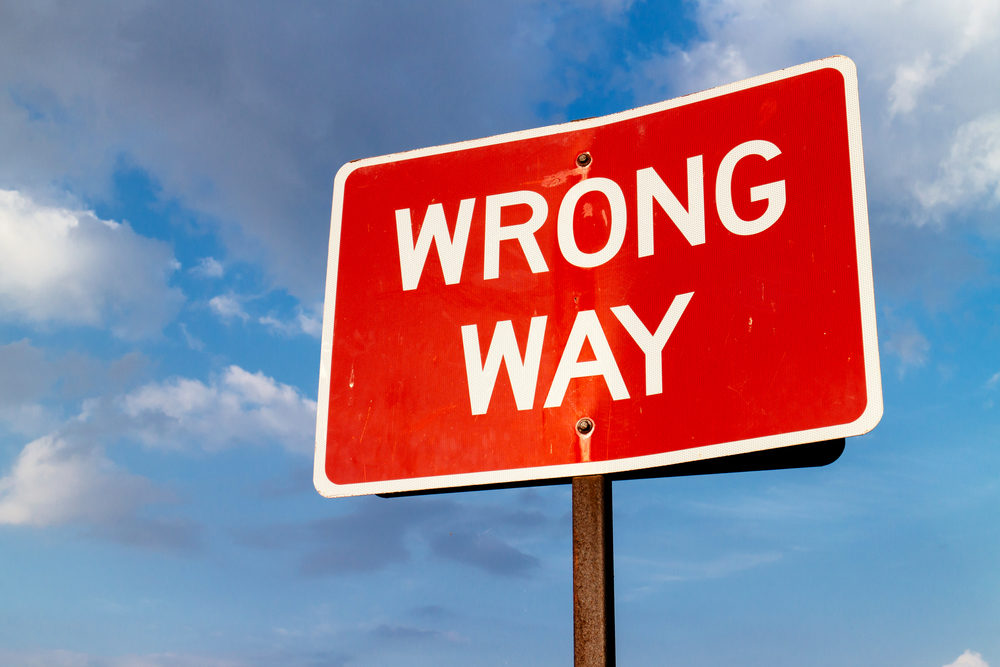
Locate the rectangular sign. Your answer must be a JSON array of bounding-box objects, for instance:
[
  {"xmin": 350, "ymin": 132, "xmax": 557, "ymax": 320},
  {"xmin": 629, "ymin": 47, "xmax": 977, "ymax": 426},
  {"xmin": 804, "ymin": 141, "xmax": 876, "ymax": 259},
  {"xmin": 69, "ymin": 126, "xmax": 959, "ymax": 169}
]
[{"xmin": 315, "ymin": 56, "xmax": 882, "ymax": 498}]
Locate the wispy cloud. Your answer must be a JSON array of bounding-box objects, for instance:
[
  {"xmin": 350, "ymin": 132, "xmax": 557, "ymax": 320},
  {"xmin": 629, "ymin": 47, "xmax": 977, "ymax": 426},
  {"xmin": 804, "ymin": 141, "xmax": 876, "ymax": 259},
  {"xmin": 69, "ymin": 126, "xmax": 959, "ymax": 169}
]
[
  {"xmin": 426, "ymin": 529, "xmax": 540, "ymax": 577},
  {"xmin": 644, "ymin": 550, "xmax": 784, "ymax": 583},
  {"xmin": 259, "ymin": 307, "xmax": 322, "ymax": 338},
  {"xmin": 617, "ymin": 550, "xmax": 784, "ymax": 602},
  {"xmin": 920, "ymin": 113, "xmax": 1000, "ymax": 211},
  {"xmin": 178, "ymin": 323, "xmax": 205, "ymax": 351},
  {"xmin": 207, "ymin": 293, "xmax": 322, "ymax": 338},
  {"xmin": 239, "ymin": 495, "xmax": 552, "ymax": 578},
  {"xmin": 190, "ymin": 256, "xmax": 224, "ymax": 278},
  {"xmin": 987, "ymin": 371, "xmax": 1000, "ymax": 390},
  {"xmin": 208, "ymin": 294, "xmax": 250, "ymax": 322},
  {"xmin": 883, "ymin": 320, "xmax": 931, "ymax": 377},
  {"xmin": 371, "ymin": 623, "xmax": 466, "ymax": 645}
]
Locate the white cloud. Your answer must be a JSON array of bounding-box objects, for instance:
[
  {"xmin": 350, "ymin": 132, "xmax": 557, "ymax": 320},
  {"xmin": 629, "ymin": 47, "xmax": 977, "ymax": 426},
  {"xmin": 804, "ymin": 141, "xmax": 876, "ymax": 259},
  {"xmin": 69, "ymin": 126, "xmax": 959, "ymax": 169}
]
[
  {"xmin": 987, "ymin": 371, "xmax": 1000, "ymax": 390},
  {"xmin": 190, "ymin": 256, "xmax": 224, "ymax": 278},
  {"xmin": 259, "ymin": 304, "xmax": 322, "ymax": 338},
  {"xmin": 887, "ymin": 0, "xmax": 998, "ymax": 117},
  {"xmin": 919, "ymin": 113, "xmax": 1000, "ymax": 210},
  {"xmin": 208, "ymin": 294, "xmax": 249, "ymax": 322},
  {"xmin": 944, "ymin": 650, "xmax": 990, "ymax": 667},
  {"xmin": 0, "ymin": 433, "xmax": 163, "ymax": 527},
  {"xmin": 883, "ymin": 321, "xmax": 930, "ymax": 377},
  {"xmin": 300, "ymin": 313, "xmax": 321, "ymax": 337},
  {"xmin": 120, "ymin": 365, "xmax": 316, "ymax": 454},
  {"xmin": 0, "ymin": 365, "xmax": 314, "ymax": 537},
  {"xmin": 210, "ymin": 293, "xmax": 322, "ymax": 336},
  {"xmin": 631, "ymin": 40, "xmax": 751, "ymax": 103},
  {"xmin": 178, "ymin": 323, "xmax": 205, "ymax": 351},
  {"xmin": 887, "ymin": 52, "xmax": 938, "ymax": 117},
  {"xmin": 0, "ymin": 189, "xmax": 182, "ymax": 338}
]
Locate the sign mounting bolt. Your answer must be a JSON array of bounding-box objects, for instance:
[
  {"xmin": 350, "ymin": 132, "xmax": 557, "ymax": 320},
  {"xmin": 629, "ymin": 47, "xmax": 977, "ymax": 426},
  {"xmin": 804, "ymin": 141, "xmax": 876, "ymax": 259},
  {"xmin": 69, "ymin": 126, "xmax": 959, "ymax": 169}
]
[
  {"xmin": 576, "ymin": 417, "xmax": 594, "ymax": 436},
  {"xmin": 576, "ymin": 152, "xmax": 592, "ymax": 168}
]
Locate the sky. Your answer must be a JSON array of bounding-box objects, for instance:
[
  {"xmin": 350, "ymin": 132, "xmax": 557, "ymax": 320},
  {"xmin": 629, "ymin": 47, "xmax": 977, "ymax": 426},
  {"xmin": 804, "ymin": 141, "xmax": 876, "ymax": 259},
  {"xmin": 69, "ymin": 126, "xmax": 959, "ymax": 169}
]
[{"xmin": 0, "ymin": 0, "xmax": 998, "ymax": 665}]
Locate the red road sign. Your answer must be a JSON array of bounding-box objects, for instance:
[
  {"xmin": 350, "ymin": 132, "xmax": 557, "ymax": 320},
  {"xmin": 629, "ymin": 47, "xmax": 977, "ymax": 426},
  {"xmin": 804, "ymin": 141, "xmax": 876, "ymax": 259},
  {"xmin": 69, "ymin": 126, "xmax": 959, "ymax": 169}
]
[{"xmin": 315, "ymin": 56, "xmax": 882, "ymax": 498}]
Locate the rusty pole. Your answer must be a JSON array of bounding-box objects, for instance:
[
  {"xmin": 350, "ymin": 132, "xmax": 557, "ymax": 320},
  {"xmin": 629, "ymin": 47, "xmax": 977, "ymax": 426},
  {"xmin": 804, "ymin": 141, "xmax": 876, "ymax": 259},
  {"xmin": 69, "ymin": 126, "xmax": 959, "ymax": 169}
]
[{"xmin": 572, "ymin": 474, "xmax": 615, "ymax": 666}]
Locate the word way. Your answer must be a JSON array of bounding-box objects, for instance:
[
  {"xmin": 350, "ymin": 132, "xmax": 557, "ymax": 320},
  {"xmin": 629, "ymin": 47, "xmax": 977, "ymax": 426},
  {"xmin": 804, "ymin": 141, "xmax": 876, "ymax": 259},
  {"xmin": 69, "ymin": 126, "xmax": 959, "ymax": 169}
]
[{"xmin": 460, "ymin": 292, "xmax": 694, "ymax": 414}]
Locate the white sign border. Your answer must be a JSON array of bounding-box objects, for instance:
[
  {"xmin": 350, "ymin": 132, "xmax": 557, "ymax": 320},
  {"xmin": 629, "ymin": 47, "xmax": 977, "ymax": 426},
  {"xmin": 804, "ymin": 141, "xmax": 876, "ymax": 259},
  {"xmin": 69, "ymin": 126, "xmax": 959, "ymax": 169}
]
[{"xmin": 315, "ymin": 55, "xmax": 883, "ymax": 498}]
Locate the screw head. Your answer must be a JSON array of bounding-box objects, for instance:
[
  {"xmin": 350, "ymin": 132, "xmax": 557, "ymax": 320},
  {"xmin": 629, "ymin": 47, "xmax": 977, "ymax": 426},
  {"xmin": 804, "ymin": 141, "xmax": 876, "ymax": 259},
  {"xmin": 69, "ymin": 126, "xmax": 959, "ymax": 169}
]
[
  {"xmin": 575, "ymin": 417, "xmax": 594, "ymax": 436},
  {"xmin": 576, "ymin": 152, "xmax": 592, "ymax": 168}
]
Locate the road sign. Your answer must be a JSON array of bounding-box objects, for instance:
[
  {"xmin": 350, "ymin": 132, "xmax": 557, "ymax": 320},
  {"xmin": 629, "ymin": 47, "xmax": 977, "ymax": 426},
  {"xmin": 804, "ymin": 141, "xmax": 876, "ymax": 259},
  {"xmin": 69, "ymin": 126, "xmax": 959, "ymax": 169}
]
[{"xmin": 315, "ymin": 56, "xmax": 882, "ymax": 498}]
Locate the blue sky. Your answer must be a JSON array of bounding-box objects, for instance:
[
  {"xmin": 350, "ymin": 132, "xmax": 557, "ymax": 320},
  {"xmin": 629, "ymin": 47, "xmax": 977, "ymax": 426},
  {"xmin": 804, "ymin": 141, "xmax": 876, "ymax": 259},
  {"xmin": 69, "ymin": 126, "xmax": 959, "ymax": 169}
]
[{"xmin": 0, "ymin": 1, "xmax": 998, "ymax": 665}]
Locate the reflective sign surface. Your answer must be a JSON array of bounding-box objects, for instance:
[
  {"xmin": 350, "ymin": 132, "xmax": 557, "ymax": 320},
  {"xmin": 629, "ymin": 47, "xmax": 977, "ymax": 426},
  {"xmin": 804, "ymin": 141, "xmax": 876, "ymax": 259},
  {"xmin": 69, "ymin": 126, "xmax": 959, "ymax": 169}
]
[{"xmin": 315, "ymin": 56, "xmax": 882, "ymax": 497}]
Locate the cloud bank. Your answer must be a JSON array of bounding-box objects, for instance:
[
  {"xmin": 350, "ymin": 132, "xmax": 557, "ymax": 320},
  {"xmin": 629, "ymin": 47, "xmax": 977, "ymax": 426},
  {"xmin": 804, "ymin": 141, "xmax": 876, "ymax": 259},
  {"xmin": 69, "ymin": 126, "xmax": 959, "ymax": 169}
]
[{"xmin": 0, "ymin": 365, "xmax": 316, "ymax": 543}]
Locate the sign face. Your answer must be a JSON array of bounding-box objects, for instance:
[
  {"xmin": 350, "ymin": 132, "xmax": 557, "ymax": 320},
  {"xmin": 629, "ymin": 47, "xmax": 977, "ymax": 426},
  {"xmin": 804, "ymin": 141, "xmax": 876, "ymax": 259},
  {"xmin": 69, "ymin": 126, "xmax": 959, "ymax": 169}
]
[{"xmin": 315, "ymin": 56, "xmax": 882, "ymax": 498}]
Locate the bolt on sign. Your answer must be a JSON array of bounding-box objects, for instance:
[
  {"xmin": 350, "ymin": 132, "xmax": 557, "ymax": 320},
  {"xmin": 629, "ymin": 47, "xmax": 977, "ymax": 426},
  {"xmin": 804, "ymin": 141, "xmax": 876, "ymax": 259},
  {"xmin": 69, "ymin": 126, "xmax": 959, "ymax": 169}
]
[{"xmin": 314, "ymin": 56, "xmax": 882, "ymax": 498}]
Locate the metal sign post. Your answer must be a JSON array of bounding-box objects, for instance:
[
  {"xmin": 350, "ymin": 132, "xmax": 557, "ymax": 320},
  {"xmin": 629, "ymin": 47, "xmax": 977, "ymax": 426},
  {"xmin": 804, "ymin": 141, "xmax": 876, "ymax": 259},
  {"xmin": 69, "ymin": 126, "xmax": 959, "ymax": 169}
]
[{"xmin": 573, "ymin": 474, "xmax": 615, "ymax": 666}]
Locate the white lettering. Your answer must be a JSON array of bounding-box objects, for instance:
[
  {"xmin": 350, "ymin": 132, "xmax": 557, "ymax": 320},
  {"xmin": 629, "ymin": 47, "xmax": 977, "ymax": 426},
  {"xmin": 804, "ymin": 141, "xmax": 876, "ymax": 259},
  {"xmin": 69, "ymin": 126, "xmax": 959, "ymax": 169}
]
[
  {"xmin": 461, "ymin": 317, "xmax": 547, "ymax": 415},
  {"xmin": 395, "ymin": 199, "xmax": 475, "ymax": 291},
  {"xmin": 610, "ymin": 292, "xmax": 694, "ymax": 396},
  {"xmin": 484, "ymin": 190, "xmax": 549, "ymax": 280},
  {"xmin": 557, "ymin": 177, "xmax": 628, "ymax": 268},
  {"xmin": 716, "ymin": 140, "xmax": 786, "ymax": 236},
  {"xmin": 543, "ymin": 310, "xmax": 628, "ymax": 408},
  {"xmin": 636, "ymin": 156, "xmax": 705, "ymax": 256}
]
